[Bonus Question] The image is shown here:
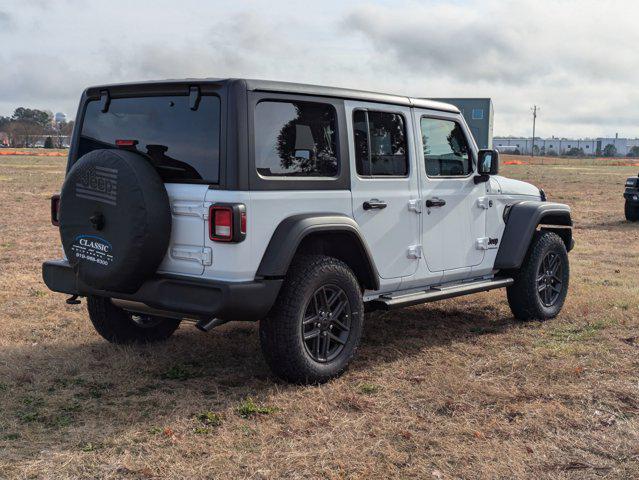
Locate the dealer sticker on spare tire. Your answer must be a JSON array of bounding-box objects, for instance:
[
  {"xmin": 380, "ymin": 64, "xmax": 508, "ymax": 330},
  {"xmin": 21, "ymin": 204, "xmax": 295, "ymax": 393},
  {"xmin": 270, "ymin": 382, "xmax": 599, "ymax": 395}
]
[{"xmin": 71, "ymin": 235, "xmax": 114, "ymax": 266}]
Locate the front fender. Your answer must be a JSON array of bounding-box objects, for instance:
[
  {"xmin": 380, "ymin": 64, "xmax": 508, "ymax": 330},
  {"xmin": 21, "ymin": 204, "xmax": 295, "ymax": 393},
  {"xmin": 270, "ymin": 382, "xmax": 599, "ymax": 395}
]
[{"xmin": 494, "ymin": 201, "xmax": 572, "ymax": 270}]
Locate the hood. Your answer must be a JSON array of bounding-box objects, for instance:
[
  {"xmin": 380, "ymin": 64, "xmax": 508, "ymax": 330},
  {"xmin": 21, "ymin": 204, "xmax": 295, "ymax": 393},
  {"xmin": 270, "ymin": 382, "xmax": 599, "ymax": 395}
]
[{"xmin": 493, "ymin": 176, "xmax": 541, "ymax": 198}]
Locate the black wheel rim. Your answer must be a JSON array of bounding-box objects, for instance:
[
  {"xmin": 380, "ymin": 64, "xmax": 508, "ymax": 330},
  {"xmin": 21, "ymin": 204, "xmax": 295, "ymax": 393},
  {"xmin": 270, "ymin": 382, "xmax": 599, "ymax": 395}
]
[
  {"xmin": 537, "ymin": 252, "xmax": 564, "ymax": 307},
  {"xmin": 302, "ymin": 285, "xmax": 352, "ymax": 363}
]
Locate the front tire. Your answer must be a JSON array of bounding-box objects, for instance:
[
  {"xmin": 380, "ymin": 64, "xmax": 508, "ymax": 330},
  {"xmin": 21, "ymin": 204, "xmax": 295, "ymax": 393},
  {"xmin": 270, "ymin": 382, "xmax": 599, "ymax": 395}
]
[
  {"xmin": 87, "ymin": 296, "xmax": 181, "ymax": 344},
  {"xmin": 625, "ymin": 200, "xmax": 639, "ymax": 222},
  {"xmin": 507, "ymin": 231, "xmax": 569, "ymax": 321},
  {"xmin": 259, "ymin": 255, "xmax": 364, "ymax": 384}
]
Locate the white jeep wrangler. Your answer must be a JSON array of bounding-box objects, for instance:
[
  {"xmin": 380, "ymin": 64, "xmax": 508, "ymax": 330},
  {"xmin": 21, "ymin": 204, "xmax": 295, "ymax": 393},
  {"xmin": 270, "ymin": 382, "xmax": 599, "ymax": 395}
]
[{"xmin": 43, "ymin": 79, "xmax": 573, "ymax": 384}]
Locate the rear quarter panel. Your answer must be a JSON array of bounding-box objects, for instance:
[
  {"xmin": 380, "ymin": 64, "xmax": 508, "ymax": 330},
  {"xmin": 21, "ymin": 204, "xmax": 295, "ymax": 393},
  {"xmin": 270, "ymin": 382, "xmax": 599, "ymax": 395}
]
[{"xmin": 203, "ymin": 189, "xmax": 353, "ymax": 282}]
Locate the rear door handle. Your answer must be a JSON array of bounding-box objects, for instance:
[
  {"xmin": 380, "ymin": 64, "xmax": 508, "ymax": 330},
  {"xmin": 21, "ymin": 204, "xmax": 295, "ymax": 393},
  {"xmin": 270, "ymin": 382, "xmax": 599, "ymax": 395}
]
[
  {"xmin": 363, "ymin": 199, "xmax": 387, "ymax": 210},
  {"xmin": 425, "ymin": 198, "xmax": 446, "ymax": 208}
]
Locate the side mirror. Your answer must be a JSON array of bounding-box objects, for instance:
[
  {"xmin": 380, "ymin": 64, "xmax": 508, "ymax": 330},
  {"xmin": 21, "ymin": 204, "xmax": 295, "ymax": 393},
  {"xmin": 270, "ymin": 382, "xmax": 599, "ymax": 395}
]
[{"xmin": 478, "ymin": 149, "xmax": 499, "ymax": 175}]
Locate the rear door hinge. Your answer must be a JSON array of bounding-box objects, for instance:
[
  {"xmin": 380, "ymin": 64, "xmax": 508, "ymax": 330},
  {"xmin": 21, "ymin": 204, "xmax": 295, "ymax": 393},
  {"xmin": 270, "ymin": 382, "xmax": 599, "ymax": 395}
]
[
  {"xmin": 477, "ymin": 197, "xmax": 493, "ymax": 209},
  {"xmin": 408, "ymin": 199, "xmax": 422, "ymax": 214},
  {"xmin": 407, "ymin": 245, "xmax": 423, "ymax": 259},
  {"xmin": 171, "ymin": 201, "xmax": 209, "ymax": 220},
  {"xmin": 171, "ymin": 245, "xmax": 213, "ymax": 266}
]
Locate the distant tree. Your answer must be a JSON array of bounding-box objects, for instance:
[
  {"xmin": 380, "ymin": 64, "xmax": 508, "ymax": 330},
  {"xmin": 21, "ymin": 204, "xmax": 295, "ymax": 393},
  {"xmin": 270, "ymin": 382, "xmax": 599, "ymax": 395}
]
[
  {"xmin": 566, "ymin": 147, "xmax": 584, "ymax": 157},
  {"xmin": 59, "ymin": 120, "xmax": 74, "ymax": 136},
  {"xmin": 0, "ymin": 116, "xmax": 10, "ymax": 131},
  {"xmin": 44, "ymin": 136, "xmax": 54, "ymax": 148},
  {"xmin": 11, "ymin": 107, "xmax": 53, "ymax": 129},
  {"xmin": 6, "ymin": 121, "xmax": 39, "ymax": 147},
  {"xmin": 602, "ymin": 144, "xmax": 617, "ymax": 157},
  {"xmin": 627, "ymin": 146, "xmax": 639, "ymax": 158}
]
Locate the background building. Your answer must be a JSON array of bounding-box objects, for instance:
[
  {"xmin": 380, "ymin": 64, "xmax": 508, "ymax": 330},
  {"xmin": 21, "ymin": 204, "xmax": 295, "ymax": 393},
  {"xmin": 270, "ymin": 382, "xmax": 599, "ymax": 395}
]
[
  {"xmin": 494, "ymin": 136, "xmax": 639, "ymax": 156},
  {"xmin": 429, "ymin": 98, "xmax": 494, "ymax": 149}
]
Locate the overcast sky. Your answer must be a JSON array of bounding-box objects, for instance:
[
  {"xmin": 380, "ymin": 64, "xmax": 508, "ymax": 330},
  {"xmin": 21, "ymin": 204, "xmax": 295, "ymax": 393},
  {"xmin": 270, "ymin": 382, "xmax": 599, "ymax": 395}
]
[{"xmin": 1, "ymin": 0, "xmax": 638, "ymax": 138}]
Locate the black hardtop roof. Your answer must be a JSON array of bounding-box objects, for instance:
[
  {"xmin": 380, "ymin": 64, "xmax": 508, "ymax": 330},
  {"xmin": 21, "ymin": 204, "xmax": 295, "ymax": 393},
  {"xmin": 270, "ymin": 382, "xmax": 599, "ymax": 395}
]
[{"xmin": 84, "ymin": 78, "xmax": 460, "ymax": 113}]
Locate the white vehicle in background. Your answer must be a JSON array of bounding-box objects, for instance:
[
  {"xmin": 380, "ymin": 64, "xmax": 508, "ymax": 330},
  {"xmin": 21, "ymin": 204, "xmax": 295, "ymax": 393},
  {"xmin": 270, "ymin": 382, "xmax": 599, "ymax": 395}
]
[{"xmin": 43, "ymin": 79, "xmax": 573, "ymax": 384}]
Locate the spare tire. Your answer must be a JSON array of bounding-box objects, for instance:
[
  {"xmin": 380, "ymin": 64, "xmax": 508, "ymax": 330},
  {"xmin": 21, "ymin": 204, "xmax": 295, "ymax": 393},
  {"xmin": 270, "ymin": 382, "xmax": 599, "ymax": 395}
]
[{"xmin": 59, "ymin": 149, "xmax": 171, "ymax": 293}]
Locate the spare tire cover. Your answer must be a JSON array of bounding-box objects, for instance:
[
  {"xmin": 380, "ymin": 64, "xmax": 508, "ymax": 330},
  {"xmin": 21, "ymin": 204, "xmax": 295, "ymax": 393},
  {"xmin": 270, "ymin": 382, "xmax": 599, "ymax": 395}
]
[{"xmin": 59, "ymin": 149, "xmax": 171, "ymax": 293}]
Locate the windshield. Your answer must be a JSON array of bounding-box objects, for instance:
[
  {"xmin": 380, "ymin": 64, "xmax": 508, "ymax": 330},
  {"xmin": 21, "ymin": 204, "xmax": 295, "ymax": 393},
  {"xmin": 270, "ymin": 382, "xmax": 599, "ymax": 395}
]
[{"xmin": 78, "ymin": 95, "xmax": 221, "ymax": 183}]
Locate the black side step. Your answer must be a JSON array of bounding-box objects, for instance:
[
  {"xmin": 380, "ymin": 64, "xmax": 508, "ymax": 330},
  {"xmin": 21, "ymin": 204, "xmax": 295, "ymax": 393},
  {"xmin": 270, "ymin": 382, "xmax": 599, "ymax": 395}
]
[{"xmin": 371, "ymin": 278, "xmax": 514, "ymax": 310}]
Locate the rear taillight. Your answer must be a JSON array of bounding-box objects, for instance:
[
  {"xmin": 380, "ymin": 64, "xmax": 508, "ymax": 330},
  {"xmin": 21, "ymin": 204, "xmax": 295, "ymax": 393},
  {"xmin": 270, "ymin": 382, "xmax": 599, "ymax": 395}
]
[
  {"xmin": 212, "ymin": 207, "xmax": 232, "ymax": 241},
  {"xmin": 209, "ymin": 203, "xmax": 246, "ymax": 243},
  {"xmin": 51, "ymin": 194, "xmax": 60, "ymax": 226}
]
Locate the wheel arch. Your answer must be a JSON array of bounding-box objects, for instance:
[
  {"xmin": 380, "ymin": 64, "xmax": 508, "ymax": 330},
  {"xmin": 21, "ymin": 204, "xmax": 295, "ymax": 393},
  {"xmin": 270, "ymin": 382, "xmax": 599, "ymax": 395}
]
[
  {"xmin": 495, "ymin": 201, "xmax": 573, "ymax": 270},
  {"xmin": 255, "ymin": 214, "xmax": 380, "ymax": 291}
]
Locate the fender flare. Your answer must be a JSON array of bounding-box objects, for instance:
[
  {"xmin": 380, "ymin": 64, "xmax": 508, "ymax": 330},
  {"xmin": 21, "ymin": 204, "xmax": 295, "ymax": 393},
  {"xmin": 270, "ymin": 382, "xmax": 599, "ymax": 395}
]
[
  {"xmin": 494, "ymin": 201, "xmax": 573, "ymax": 270},
  {"xmin": 255, "ymin": 213, "xmax": 380, "ymax": 290}
]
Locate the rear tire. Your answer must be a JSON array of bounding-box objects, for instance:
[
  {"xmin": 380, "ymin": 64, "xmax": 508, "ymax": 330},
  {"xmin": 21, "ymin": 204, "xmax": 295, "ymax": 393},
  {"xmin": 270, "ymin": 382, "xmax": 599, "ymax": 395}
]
[
  {"xmin": 87, "ymin": 296, "xmax": 180, "ymax": 344},
  {"xmin": 507, "ymin": 231, "xmax": 569, "ymax": 321},
  {"xmin": 259, "ymin": 255, "xmax": 364, "ymax": 384},
  {"xmin": 625, "ymin": 200, "xmax": 639, "ymax": 222}
]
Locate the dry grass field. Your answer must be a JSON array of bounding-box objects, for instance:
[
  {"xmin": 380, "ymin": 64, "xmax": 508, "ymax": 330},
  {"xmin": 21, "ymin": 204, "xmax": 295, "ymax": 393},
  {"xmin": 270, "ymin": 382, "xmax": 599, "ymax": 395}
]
[{"xmin": 1, "ymin": 153, "xmax": 638, "ymax": 479}]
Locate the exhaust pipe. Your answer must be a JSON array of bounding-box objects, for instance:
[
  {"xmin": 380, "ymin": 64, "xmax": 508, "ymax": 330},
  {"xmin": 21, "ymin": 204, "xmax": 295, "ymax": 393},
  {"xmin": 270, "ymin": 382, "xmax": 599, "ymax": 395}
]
[{"xmin": 195, "ymin": 317, "xmax": 229, "ymax": 332}]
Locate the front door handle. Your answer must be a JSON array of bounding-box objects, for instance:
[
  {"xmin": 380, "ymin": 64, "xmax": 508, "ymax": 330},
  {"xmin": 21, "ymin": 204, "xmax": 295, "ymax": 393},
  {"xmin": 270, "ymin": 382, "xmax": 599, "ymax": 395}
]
[
  {"xmin": 425, "ymin": 198, "xmax": 446, "ymax": 208},
  {"xmin": 363, "ymin": 199, "xmax": 387, "ymax": 210}
]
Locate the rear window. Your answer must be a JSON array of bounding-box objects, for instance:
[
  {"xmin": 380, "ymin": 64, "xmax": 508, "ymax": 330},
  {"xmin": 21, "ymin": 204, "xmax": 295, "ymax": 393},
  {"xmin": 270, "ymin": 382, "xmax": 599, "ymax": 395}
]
[{"xmin": 79, "ymin": 95, "xmax": 221, "ymax": 183}]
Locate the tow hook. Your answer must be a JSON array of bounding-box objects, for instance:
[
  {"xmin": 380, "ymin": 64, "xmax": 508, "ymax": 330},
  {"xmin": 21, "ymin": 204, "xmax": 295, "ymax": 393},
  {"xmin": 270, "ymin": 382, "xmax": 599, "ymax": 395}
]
[
  {"xmin": 66, "ymin": 295, "xmax": 81, "ymax": 305},
  {"xmin": 195, "ymin": 318, "xmax": 228, "ymax": 332}
]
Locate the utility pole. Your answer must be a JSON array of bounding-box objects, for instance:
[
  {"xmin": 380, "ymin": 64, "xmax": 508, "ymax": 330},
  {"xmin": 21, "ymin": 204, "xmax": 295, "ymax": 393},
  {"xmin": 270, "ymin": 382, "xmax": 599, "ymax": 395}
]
[{"xmin": 531, "ymin": 105, "xmax": 539, "ymax": 158}]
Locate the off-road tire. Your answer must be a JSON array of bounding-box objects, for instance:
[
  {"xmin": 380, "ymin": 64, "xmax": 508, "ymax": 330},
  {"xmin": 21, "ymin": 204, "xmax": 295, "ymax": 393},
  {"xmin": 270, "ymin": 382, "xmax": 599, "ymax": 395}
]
[
  {"xmin": 507, "ymin": 231, "xmax": 569, "ymax": 321},
  {"xmin": 87, "ymin": 296, "xmax": 180, "ymax": 344},
  {"xmin": 625, "ymin": 200, "xmax": 639, "ymax": 222},
  {"xmin": 259, "ymin": 255, "xmax": 364, "ymax": 384}
]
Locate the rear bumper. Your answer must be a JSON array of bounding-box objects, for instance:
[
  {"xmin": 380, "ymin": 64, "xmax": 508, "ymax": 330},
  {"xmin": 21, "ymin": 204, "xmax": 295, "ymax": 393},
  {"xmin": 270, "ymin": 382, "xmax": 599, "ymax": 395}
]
[{"xmin": 42, "ymin": 260, "xmax": 282, "ymax": 321}]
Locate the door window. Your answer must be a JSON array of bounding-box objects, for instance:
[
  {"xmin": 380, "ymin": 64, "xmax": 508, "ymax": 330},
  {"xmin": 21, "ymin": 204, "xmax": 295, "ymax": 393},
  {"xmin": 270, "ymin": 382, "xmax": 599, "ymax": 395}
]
[
  {"xmin": 353, "ymin": 110, "xmax": 408, "ymax": 177},
  {"xmin": 421, "ymin": 118, "xmax": 472, "ymax": 177}
]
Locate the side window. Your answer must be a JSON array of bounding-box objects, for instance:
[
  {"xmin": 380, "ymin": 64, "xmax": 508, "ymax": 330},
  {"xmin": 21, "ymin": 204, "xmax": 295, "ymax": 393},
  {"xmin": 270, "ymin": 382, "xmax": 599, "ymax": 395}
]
[
  {"xmin": 421, "ymin": 117, "xmax": 472, "ymax": 177},
  {"xmin": 353, "ymin": 110, "xmax": 408, "ymax": 177},
  {"xmin": 254, "ymin": 100, "xmax": 338, "ymax": 177}
]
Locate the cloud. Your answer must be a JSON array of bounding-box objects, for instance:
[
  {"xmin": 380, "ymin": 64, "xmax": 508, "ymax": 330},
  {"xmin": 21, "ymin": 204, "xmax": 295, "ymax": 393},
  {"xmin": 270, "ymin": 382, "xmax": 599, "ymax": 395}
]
[
  {"xmin": 0, "ymin": 51, "xmax": 107, "ymax": 118},
  {"xmin": 0, "ymin": 0, "xmax": 638, "ymax": 137},
  {"xmin": 345, "ymin": 3, "xmax": 525, "ymax": 84},
  {"xmin": 99, "ymin": 12, "xmax": 304, "ymax": 83},
  {"xmin": 0, "ymin": 11, "xmax": 12, "ymax": 30},
  {"xmin": 341, "ymin": 0, "xmax": 639, "ymax": 136},
  {"xmin": 345, "ymin": 1, "xmax": 639, "ymax": 86}
]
